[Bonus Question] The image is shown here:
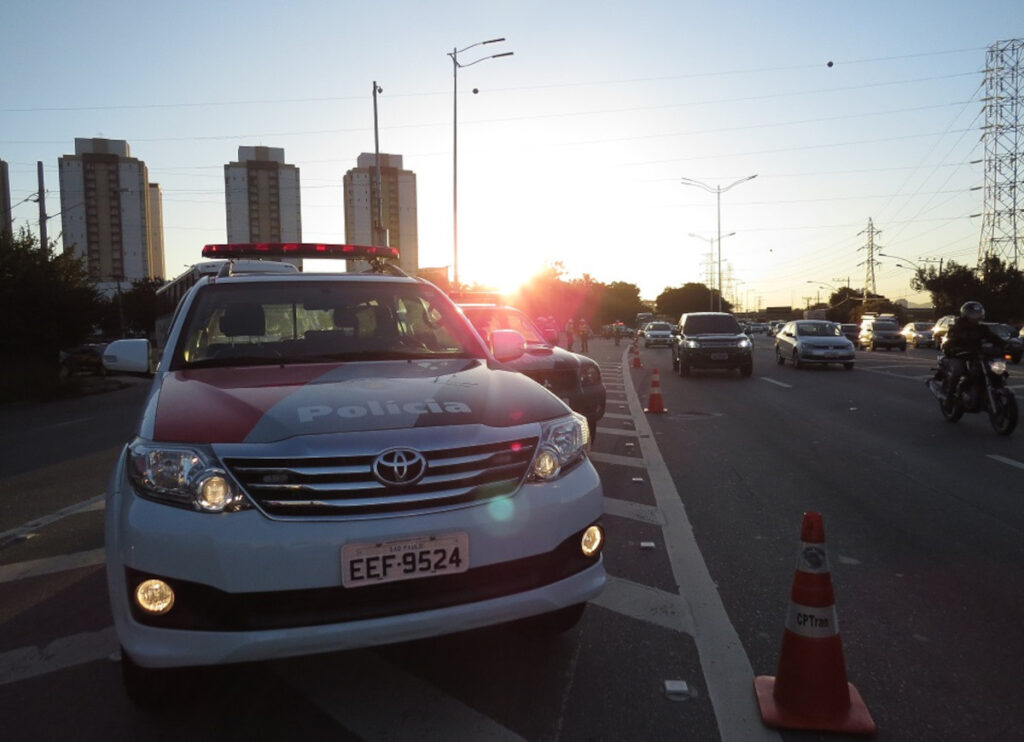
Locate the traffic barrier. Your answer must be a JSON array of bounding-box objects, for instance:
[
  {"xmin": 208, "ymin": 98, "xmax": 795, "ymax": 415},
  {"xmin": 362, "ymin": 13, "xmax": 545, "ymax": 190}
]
[
  {"xmin": 644, "ymin": 368, "xmax": 666, "ymax": 413},
  {"xmin": 754, "ymin": 512, "xmax": 876, "ymax": 735}
]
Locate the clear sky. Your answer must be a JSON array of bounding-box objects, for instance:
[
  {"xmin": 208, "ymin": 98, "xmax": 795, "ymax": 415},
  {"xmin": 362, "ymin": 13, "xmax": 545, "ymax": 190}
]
[{"xmin": 2, "ymin": 1, "xmax": 1021, "ymax": 309}]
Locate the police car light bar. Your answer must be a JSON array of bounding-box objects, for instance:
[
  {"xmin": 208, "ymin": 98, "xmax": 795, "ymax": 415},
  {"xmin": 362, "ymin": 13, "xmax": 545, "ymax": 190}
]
[{"xmin": 202, "ymin": 243, "xmax": 400, "ymax": 261}]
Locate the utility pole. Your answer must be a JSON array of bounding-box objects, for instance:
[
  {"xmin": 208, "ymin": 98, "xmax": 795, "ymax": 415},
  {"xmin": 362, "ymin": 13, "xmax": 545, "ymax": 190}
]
[
  {"xmin": 37, "ymin": 161, "xmax": 47, "ymax": 248},
  {"xmin": 371, "ymin": 81, "xmax": 388, "ymax": 248},
  {"xmin": 857, "ymin": 218, "xmax": 881, "ymax": 298}
]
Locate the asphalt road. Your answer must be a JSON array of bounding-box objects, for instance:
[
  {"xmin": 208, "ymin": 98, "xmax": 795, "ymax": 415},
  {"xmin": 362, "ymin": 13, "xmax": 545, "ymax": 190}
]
[{"xmin": 0, "ymin": 340, "xmax": 1021, "ymax": 741}]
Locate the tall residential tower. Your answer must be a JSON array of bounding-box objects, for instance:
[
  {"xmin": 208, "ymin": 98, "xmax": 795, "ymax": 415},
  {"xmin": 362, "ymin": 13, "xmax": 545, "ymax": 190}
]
[
  {"xmin": 224, "ymin": 146, "xmax": 302, "ymax": 268},
  {"xmin": 57, "ymin": 138, "xmax": 164, "ymax": 285},
  {"xmin": 343, "ymin": 153, "xmax": 418, "ymax": 273}
]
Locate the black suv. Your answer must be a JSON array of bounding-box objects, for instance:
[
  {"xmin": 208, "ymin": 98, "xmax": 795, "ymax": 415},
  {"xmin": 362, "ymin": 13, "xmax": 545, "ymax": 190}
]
[{"xmin": 672, "ymin": 312, "xmax": 753, "ymax": 377}]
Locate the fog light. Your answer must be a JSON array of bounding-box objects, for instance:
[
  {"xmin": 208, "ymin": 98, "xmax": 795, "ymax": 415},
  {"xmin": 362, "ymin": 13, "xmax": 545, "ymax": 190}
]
[
  {"xmin": 532, "ymin": 449, "xmax": 560, "ymax": 480},
  {"xmin": 195, "ymin": 473, "xmax": 231, "ymax": 512},
  {"xmin": 135, "ymin": 579, "xmax": 175, "ymax": 614},
  {"xmin": 581, "ymin": 525, "xmax": 603, "ymax": 557}
]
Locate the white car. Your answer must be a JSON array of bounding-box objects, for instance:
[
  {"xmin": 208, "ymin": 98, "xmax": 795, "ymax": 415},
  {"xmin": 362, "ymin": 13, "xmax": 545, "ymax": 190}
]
[
  {"xmin": 643, "ymin": 321, "xmax": 674, "ymax": 347},
  {"xmin": 104, "ymin": 243, "xmax": 606, "ymax": 702},
  {"xmin": 901, "ymin": 322, "xmax": 934, "ymax": 348},
  {"xmin": 774, "ymin": 320, "xmax": 856, "ymax": 370}
]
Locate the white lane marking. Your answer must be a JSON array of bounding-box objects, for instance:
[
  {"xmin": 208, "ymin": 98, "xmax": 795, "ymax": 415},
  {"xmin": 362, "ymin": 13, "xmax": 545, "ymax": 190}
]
[
  {"xmin": 0, "ymin": 548, "xmax": 106, "ymax": 585},
  {"xmin": 601, "ymin": 412, "xmax": 633, "ymax": 420},
  {"xmin": 602, "ymin": 497, "xmax": 664, "ymax": 526},
  {"xmin": 595, "ymin": 427, "xmax": 639, "ymax": 438},
  {"xmin": 857, "ymin": 367, "xmax": 934, "ymax": 381},
  {"xmin": 987, "ymin": 454, "xmax": 1024, "ymax": 472},
  {"xmin": 759, "ymin": 377, "xmax": 792, "ymax": 389},
  {"xmin": 0, "ymin": 627, "xmax": 118, "ymax": 686},
  {"xmin": 590, "ymin": 576, "xmax": 694, "ymax": 635},
  {"xmin": 0, "ymin": 494, "xmax": 105, "ymax": 549},
  {"xmin": 588, "ymin": 452, "xmax": 646, "ymax": 469},
  {"xmin": 277, "ymin": 649, "xmax": 527, "ymax": 742},
  {"xmin": 623, "ymin": 350, "xmax": 782, "ymax": 742}
]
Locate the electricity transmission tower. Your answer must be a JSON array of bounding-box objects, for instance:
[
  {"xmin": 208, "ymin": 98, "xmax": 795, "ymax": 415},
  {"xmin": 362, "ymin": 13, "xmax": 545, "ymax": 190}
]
[
  {"xmin": 978, "ymin": 38, "xmax": 1023, "ymax": 269},
  {"xmin": 857, "ymin": 218, "xmax": 881, "ymax": 295}
]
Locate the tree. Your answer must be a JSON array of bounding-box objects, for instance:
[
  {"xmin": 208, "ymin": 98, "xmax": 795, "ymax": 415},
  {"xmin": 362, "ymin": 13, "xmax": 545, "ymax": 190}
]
[
  {"xmin": 911, "ymin": 257, "xmax": 1024, "ymax": 322},
  {"xmin": 0, "ymin": 228, "xmax": 102, "ymax": 399},
  {"xmin": 655, "ymin": 283, "xmax": 732, "ymax": 319},
  {"xmin": 594, "ymin": 281, "xmax": 645, "ymax": 325},
  {"xmin": 824, "ymin": 288, "xmax": 864, "ymax": 324}
]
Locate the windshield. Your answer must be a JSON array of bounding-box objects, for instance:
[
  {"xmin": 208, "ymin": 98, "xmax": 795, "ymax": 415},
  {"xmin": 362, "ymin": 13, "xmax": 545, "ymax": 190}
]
[
  {"xmin": 873, "ymin": 322, "xmax": 898, "ymax": 331},
  {"xmin": 683, "ymin": 315, "xmax": 741, "ymax": 334},
  {"xmin": 461, "ymin": 307, "xmax": 547, "ymax": 345},
  {"xmin": 842, "ymin": 324, "xmax": 858, "ymax": 332},
  {"xmin": 648, "ymin": 323, "xmax": 671, "ymax": 332},
  {"xmin": 172, "ymin": 281, "xmax": 485, "ymax": 369},
  {"xmin": 914, "ymin": 323, "xmax": 933, "ymax": 330},
  {"xmin": 796, "ymin": 322, "xmax": 842, "ymax": 337}
]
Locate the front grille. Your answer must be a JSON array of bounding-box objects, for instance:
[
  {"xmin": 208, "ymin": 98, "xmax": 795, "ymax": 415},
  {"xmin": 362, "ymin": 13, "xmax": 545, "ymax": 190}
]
[
  {"xmin": 522, "ymin": 368, "xmax": 579, "ymax": 395},
  {"xmin": 697, "ymin": 338, "xmax": 740, "ymax": 348},
  {"xmin": 225, "ymin": 437, "xmax": 538, "ymax": 517}
]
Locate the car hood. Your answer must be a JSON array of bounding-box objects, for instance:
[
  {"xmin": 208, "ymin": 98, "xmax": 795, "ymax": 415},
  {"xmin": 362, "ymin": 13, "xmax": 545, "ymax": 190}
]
[
  {"xmin": 151, "ymin": 359, "xmax": 568, "ymax": 444},
  {"xmin": 797, "ymin": 336, "xmax": 851, "ymax": 347}
]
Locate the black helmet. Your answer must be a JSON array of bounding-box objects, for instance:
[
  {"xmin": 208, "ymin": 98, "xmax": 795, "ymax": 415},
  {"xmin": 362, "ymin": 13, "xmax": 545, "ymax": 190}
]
[{"xmin": 960, "ymin": 301, "xmax": 985, "ymax": 320}]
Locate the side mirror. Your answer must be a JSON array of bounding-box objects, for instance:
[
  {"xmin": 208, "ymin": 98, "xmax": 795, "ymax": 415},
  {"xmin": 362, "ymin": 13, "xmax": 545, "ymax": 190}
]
[
  {"xmin": 103, "ymin": 338, "xmax": 152, "ymax": 374},
  {"xmin": 491, "ymin": 329, "xmax": 526, "ymax": 362}
]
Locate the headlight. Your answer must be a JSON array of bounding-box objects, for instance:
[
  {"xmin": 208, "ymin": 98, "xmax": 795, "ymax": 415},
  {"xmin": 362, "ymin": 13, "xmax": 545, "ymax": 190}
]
[
  {"xmin": 684, "ymin": 339, "xmax": 700, "ymax": 349},
  {"xmin": 529, "ymin": 413, "xmax": 589, "ymax": 482},
  {"xmin": 128, "ymin": 441, "xmax": 249, "ymax": 512},
  {"xmin": 737, "ymin": 338, "xmax": 751, "ymax": 349},
  {"xmin": 989, "ymin": 359, "xmax": 1007, "ymax": 375},
  {"xmin": 580, "ymin": 364, "xmax": 601, "ymax": 386}
]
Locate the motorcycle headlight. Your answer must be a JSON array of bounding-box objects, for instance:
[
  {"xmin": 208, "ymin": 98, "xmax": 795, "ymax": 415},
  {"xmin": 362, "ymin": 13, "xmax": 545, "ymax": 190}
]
[
  {"xmin": 127, "ymin": 441, "xmax": 249, "ymax": 513},
  {"xmin": 580, "ymin": 364, "xmax": 601, "ymax": 386},
  {"xmin": 685, "ymin": 339, "xmax": 700, "ymax": 349},
  {"xmin": 529, "ymin": 413, "xmax": 589, "ymax": 482},
  {"xmin": 989, "ymin": 359, "xmax": 1007, "ymax": 375}
]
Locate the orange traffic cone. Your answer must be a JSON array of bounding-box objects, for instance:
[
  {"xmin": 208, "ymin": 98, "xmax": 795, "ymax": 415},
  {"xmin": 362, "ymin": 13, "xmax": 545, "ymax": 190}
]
[
  {"xmin": 644, "ymin": 368, "xmax": 666, "ymax": 413},
  {"xmin": 754, "ymin": 512, "xmax": 876, "ymax": 735},
  {"xmin": 631, "ymin": 342, "xmax": 642, "ymax": 368}
]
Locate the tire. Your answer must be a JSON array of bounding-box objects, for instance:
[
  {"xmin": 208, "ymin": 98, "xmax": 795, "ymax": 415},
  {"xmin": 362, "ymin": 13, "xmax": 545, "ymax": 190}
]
[
  {"xmin": 587, "ymin": 417, "xmax": 598, "ymax": 442},
  {"xmin": 870, "ymin": 343, "xmax": 876, "ymax": 352},
  {"xmin": 518, "ymin": 603, "xmax": 586, "ymax": 637},
  {"xmin": 939, "ymin": 395, "xmax": 964, "ymax": 423},
  {"xmin": 989, "ymin": 390, "xmax": 1018, "ymax": 436},
  {"xmin": 739, "ymin": 363, "xmax": 753, "ymax": 378},
  {"xmin": 792, "ymin": 351, "xmax": 802, "ymax": 369},
  {"xmin": 843, "ymin": 362, "xmax": 854, "ymax": 370},
  {"xmin": 900, "ymin": 345, "xmax": 907, "ymax": 352},
  {"xmin": 776, "ymin": 349, "xmax": 785, "ymax": 365}
]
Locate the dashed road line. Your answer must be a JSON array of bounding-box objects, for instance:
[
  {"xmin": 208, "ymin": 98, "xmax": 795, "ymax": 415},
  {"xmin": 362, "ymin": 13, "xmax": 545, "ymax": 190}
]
[
  {"xmin": 589, "ymin": 452, "xmax": 646, "ymax": 469},
  {"xmin": 602, "ymin": 497, "xmax": 664, "ymax": 526},
  {"xmin": 590, "ymin": 576, "xmax": 694, "ymax": 635},
  {"xmin": 601, "ymin": 412, "xmax": 633, "ymax": 421},
  {"xmin": 595, "ymin": 427, "xmax": 639, "ymax": 438},
  {"xmin": 759, "ymin": 377, "xmax": 792, "ymax": 389},
  {"xmin": 624, "ymin": 350, "xmax": 781, "ymax": 742},
  {"xmin": 0, "ymin": 547, "xmax": 106, "ymax": 584},
  {"xmin": 0, "ymin": 494, "xmax": 105, "ymax": 549},
  {"xmin": 987, "ymin": 454, "xmax": 1024, "ymax": 472},
  {"xmin": 0, "ymin": 627, "xmax": 118, "ymax": 686},
  {"xmin": 276, "ymin": 649, "xmax": 528, "ymax": 742}
]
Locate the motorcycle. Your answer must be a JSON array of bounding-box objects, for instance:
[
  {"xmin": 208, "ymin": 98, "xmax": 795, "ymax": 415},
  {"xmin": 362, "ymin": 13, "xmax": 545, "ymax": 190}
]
[{"xmin": 927, "ymin": 351, "xmax": 1018, "ymax": 436}]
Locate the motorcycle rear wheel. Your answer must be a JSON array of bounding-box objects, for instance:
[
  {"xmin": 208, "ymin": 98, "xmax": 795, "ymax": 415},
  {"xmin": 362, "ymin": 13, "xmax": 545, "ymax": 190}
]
[{"xmin": 989, "ymin": 390, "xmax": 1018, "ymax": 436}]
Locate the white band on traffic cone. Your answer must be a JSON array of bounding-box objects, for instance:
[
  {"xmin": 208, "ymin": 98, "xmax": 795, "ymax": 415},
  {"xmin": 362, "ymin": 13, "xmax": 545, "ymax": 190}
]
[{"xmin": 784, "ymin": 602, "xmax": 839, "ymax": 639}]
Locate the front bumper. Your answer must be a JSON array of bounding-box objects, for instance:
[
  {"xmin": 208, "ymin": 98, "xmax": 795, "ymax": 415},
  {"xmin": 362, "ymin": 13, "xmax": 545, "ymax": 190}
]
[
  {"xmin": 106, "ymin": 448, "xmax": 605, "ymax": 668},
  {"xmin": 644, "ymin": 336, "xmax": 672, "ymax": 346},
  {"xmin": 680, "ymin": 348, "xmax": 752, "ymax": 368},
  {"xmin": 797, "ymin": 350, "xmax": 855, "ymax": 364}
]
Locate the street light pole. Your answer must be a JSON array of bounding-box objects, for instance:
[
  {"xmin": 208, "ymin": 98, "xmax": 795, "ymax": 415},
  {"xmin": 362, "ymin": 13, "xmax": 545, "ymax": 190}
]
[
  {"xmin": 681, "ymin": 174, "xmax": 757, "ymax": 312},
  {"xmin": 449, "ymin": 38, "xmax": 512, "ymax": 289},
  {"xmin": 371, "ymin": 81, "xmax": 387, "ymax": 248}
]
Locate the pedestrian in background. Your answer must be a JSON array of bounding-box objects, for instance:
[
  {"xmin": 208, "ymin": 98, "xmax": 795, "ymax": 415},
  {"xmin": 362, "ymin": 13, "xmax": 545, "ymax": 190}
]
[
  {"xmin": 577, "ymin": 318, "xmax": 590, "ymax": 354},
  {"xmin": 565, "ymin": 319, "xmax": 575, "ymax": 351}
]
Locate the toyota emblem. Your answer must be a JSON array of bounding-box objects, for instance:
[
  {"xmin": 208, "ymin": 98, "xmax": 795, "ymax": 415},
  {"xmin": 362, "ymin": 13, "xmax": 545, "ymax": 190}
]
[{"xmin": 372, "ymin": 448, "xmax": 427, "ymax": 486}]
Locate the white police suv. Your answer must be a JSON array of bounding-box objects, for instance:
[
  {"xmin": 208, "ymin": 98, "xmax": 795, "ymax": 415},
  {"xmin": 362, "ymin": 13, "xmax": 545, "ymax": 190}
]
[{"xmin": 104, "ymin": 243, "xmax": 605, "ymax": 700}]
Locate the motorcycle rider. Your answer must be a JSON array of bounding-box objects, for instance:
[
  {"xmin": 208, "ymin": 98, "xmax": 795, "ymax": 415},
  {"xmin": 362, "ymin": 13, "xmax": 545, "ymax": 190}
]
[{"xmin": 940, "ymin": 301, "xmax": 1005, "ymax": 398}]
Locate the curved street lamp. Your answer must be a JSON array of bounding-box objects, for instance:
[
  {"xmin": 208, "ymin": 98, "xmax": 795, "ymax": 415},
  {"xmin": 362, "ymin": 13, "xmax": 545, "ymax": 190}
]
[
  {"xmin": 681, "ymin": 174, "xmax": 757, "ymax": 311},
  {"xmin": 449, "ymin": 38, "xmax": 513, "ymax": 288}
]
